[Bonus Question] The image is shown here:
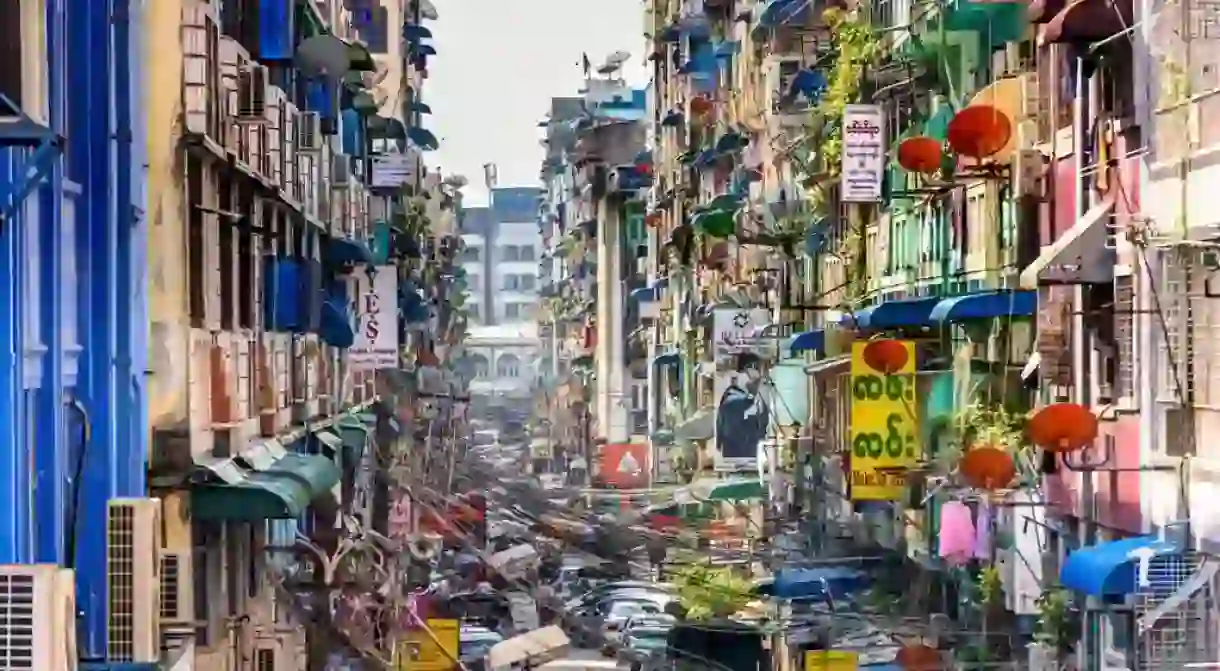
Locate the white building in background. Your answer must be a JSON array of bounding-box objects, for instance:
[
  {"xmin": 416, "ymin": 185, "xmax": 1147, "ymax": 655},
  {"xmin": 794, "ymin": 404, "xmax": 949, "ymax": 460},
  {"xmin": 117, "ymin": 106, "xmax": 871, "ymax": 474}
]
[
  {"xmin": 489, "ymin": 187, "xmax": 544, "ymax": 323},
  {"xmin": 465, "ymin": 323, "xmax": 541, "ymax": 404}
]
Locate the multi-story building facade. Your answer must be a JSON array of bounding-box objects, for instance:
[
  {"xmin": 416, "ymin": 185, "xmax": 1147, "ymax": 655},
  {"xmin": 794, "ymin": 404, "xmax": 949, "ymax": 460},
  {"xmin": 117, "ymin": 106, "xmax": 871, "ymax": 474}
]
[
  {"xmin": 634, "ymin": 0, "xmax": 1219, "ymax": 666},
  {"xmin": 142, "ymin": 0, "xmax": 451, "ymax": 668},
  {"xmin": 1, "ymin": 0, "xmax": 150, "ymax": 662},
  {"xmin": 537, "ymin": 74, "xmax": 650, "ymax": 482},
  {"xmin": 490, "ymin": 187, "xmax": 545, "ymax": 324},
  {"xmin": 459, "ymin": 206, "xmax": 491, "ymax": 323}
]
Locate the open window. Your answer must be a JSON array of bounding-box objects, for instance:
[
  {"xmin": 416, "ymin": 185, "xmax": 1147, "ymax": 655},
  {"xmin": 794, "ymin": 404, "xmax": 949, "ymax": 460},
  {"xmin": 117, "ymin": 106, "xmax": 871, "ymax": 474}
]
[
  {"xmin": 0, "ymin": 0, "xmax": 48, "ymax": 123},
  {"xmin": 0, "ymin": 1, "xmax": 22, "ymax": 113}
]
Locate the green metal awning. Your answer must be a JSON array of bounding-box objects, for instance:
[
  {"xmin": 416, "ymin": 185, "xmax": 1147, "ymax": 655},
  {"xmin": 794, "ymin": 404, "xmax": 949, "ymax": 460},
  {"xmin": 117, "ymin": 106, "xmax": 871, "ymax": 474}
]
[
  {"xmin": 692, "ymin": 477, "xmax": 766, "ymax": 502},
  {"xmin": 348, "ymin": 40, "xmax": 377, "ymax": 72},
  {"xmin": 191, "ymin": 451, "xmax": 341, "ymax": 522}
]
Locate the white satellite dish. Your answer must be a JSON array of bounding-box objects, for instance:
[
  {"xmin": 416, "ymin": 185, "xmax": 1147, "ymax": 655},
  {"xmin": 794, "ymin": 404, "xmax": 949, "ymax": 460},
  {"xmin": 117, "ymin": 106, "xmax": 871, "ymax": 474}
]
[
  {"xmin": 605, "ymin": 50, "xmax": 631, "ymax": 66},
  {"xmin": 444, "ymin": 174, "xmax": 469, "ymax": 189},
  {"xmin": 295, "ymin": 34, "xmax": 352, "ymax": 80},
  {"xmin": 418, "ymin": 0, "xmax": 439, "ymax": 20},
  {"xmin": 597, "ymin": 52, "xmax": 630, "ymax": 75}
]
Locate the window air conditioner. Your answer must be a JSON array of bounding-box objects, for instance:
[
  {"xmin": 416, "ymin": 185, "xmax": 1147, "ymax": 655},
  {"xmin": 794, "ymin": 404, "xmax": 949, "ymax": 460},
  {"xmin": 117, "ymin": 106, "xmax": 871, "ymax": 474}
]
[
  {"xmin": 107, "ymin": 498, "xmax": 163, "ymax": 663},
  {"xmin": 0, "ymin": 565, "xmax": 77, "ymax": 671}
]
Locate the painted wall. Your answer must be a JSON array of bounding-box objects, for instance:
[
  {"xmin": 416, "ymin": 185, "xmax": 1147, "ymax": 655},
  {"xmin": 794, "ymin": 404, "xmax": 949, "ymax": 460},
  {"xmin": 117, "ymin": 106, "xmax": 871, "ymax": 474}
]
[{"xmin": 146, "ymin": 0, "xmax": 189, "ymax": 431}]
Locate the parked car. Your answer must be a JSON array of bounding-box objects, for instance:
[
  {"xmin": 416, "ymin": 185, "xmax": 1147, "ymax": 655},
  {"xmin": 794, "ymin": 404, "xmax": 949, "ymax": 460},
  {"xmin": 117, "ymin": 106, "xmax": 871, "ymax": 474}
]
[
  {"xmin": 621, "ymin": 613, "xmax": 677, "ymax": 637},
  {"xmin": 460, "ymin": 626, "xmax": 503, "ymax": 671},
  {"xmin": 565, "ymin": 596, "xmax": 664, "ymax": 652},
  {"xmin": 616, "ymin": 624, "xmax": 672, "ymax": 670}
]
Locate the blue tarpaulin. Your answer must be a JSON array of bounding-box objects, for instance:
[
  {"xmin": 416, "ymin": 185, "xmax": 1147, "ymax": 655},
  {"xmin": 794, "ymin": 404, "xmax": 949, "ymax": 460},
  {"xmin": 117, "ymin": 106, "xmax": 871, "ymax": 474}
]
[
  {"xmin": 1060, "ymin": 535, "xmax": 1181, "ymax": 597},
  {"xmin": 761, "ymin": 567, "xmax": 869, "ymax": 600}
]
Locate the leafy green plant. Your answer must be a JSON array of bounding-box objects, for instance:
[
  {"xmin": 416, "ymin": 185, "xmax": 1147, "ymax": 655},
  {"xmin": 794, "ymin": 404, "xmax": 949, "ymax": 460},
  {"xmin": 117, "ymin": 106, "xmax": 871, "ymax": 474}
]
[
  {"xmin": 978, "ymin": 565, "xmax": 1003, "ymax": 607},
  {"xmin": 1034, "ymin": 588, "xmax": 1078, "ymax": 652},
  {"xmin": 670, "ymin": 565, "xmax": 755, "ymax": 620},
  {"xmin": 814, "ymin": 8, "xmax": 881, "ymax": 176},
  {"xmin": 953, "ymin": 401, "xmax": 1027, "ymax": 451}
]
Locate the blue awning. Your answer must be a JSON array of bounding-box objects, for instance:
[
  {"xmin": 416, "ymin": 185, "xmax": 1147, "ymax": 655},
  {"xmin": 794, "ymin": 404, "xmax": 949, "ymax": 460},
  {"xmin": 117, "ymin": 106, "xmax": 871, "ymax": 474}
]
[
  {"xmin": 409, "ymin": 100, "xmax": 432, "ymax": 115},
  {"xmin": 653, "ymin": 351, "xmax": 681, "ymax": 366},
  {"xmin": 403, "ymin": 24, "xmax": 433, "ymax": 40},
  {"xmin": 409, "ymin": 43, "xmax": 437, "ymax": 57},
  {"xmin": 789, "ymin": 68, "xmax": 827, "ymax": 101},
  {"xmin": 322, "ymin": 236, "xmax": 374, "ymax": 268},
  {"xmin": 1060, "ymin": 535, "xmax": 1181, "ymax": 597},
  {"xmin": 757, "ymin": 0, "xmax": 811, "ymax": 28},
  {"xmin": 630, "ymin": 278, "xmax": 668, "ymax": 304},
  {"xmin": 789, "ymin": 329, "xmax": 824, "ymax": 356},
  {"xmin": 713, "ymin": 40, "xmax": 741, "ymax": 58},
  {"xmin": 759, "ymin": 566, "xmax": 869, "ymax": 600},
  {"xmin": 929, "ymin": 290, "xmax": 1037, "ymax": 324},
  {"xmin": 857, "ymin": 296, "xmax": 940, "ymax": 329},
  {"xmin": 715, "ymin": 132, "xmax": 749, "ymax": 154},
  {"xmin": 629, "ymin": 286, "xmax": 658, "ymax": 303},
  {"xmin": 841, "ymin": 306, "xmax": 875, "ymax": 327},
  {"xmin": 658, "ymin": 24, "xmax": 681, "ymax": 42},
  {"xmin": 408, "ymin": 126, "xmax": 440, "ymax": 151},
  {"xmin": 319, "ymin": 284, "xmax": 355, "ymax": 348},
  {"xmin": 661, "ymin": 109, "xmax": 684, "ymax": 126}
]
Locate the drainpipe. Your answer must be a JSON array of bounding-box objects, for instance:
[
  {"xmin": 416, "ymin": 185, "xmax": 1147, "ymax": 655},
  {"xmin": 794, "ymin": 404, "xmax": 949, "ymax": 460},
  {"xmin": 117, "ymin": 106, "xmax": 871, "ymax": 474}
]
[{"xmin": 1071, "ymin": 48, "xmax": 1096, "ymax": 665}]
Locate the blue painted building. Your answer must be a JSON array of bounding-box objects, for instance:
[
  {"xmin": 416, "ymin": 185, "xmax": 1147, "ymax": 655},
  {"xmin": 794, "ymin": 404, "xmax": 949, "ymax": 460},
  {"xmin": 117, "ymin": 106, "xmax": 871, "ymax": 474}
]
[{"xmin": 0, "ymin": 0, "xmax": 148, "ymax": 657}]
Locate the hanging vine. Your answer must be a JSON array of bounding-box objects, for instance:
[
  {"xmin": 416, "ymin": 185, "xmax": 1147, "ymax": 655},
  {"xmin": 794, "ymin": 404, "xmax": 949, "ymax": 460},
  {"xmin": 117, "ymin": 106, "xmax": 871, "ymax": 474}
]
[{"xmin": 814, "ymin": 8, "xmax": 881, "ymax": 177}]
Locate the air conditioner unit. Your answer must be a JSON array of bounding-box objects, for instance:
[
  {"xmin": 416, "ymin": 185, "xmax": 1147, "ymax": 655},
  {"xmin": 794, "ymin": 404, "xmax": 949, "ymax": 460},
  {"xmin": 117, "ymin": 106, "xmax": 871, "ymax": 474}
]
[
  {"xmin": 332, "ymin": 153, "xmax": 351, "ymax": 186},
  {"xmin": 107, "ymin": 498, "xmax": 162, "ymax": 663},
  {"xmin": 236, "ymin": 64, "xmax": 269, "ymax": 121},
  {"xmin": 1012, "ymin": 148, "xmax": 1046, "ymax": 198},
  {"xmin": 158, "ymin": 492, "xmax": 195, "ymax": 642},
  {"xmin": 299, "ymin": 111, "xmax": 323, "ymax": 153},
  {"xmin": 0, "ymin": 565, "xmax": 77, "ymax": 671}
]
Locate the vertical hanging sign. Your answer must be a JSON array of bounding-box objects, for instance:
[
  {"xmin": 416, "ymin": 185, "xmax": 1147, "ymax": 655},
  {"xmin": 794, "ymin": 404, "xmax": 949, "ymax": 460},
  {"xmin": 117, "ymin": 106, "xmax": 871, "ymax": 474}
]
[
  {"xmin": 848, "ymin": 340, "xmax": 918, "ymax": 500},
  {"xmin": 839, "ymin": 104, "xmax": 886, "ymax": 203},
  {"xmin": 351, "ymin": 265, "xmax": 400, "ymax": 371}
]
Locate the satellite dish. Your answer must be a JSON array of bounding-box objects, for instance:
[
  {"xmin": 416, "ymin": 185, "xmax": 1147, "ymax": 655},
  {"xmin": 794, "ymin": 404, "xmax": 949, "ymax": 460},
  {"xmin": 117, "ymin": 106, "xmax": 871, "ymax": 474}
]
[
  {"xmin": 597, "ymin": 52, "xmax": 630, "ymax": 75},
  {"xmin": 444, "ymin": 175, "xmax": 469, "ymax": 188},
  {"xmin": 605, "ymin": 51, "xmax": 631, "ymax": 66},
  {"xmin": 296, "ymin": 34, "xmax": 352, "ymax": 80},
  {"xmin": 418, "ymin": 0, "xmax": 439, "ymax": 20}
]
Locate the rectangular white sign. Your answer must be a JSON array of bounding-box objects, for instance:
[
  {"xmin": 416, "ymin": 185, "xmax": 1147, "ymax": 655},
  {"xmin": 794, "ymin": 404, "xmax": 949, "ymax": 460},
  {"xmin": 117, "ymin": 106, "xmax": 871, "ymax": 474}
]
[
  {"xmin": 711, "ymin": 308, "xmax": 773, "ymax": 357},
  {"xmin": 350, "ymin": 265, "xmax": 399, "ymax": 370},
  {"xmin": 839, "ymin": 104, "xmax": 886, "ymax": 203},
  {"xmin": 370, "ymin": 151, "xmax": 417, "ymax": 189}
]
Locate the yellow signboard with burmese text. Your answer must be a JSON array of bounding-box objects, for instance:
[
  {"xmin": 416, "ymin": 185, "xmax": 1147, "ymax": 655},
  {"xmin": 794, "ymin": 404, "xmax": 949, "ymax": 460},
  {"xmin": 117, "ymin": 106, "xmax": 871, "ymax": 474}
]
[
  {"xmin": 805, "ymin": 650, "xmax": 859, "ymax": 670},
  {"xmin": 849, "ymin": 340, "xmax": 919, "ymax": 501}
]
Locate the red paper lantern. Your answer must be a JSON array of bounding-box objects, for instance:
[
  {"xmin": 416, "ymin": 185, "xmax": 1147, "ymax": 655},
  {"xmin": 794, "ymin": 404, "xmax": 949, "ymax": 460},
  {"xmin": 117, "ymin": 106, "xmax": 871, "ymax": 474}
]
[
  {"xmin": 896, "ymin": 136, "xmax": 943, "ymax": 174},
  {"xmin": 645, "ymin": 212, "xmax": 664, "ymax": 228},
  {"xmin": 1027, "ymin": 402, "xmax": 1099, "ymax": 453},
  {"xmin": 959, "ymin": 445, "xmax": 1016, "ymax": 491},
  {"xmin": 689, "ymin": 95, "xmax": 714, "ymax": 116},
  {"xmin": 946, "ymin": 105, "xmax": 1013, "ymax": 160},
  {"xmin": 862, "ymin": 339, "xmax": 910, "ymax": 374}
]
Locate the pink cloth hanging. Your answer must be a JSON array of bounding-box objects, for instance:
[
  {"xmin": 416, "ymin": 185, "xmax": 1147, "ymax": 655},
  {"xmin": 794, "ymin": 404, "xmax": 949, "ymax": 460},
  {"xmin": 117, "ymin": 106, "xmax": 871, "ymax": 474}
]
[
  {"xmin": 938, "ymin": 500, "xmax": 976, "ymax": 565},
  {"xmin": 973, "ymin": 500, "xmax": 993, "ymax": 559}
]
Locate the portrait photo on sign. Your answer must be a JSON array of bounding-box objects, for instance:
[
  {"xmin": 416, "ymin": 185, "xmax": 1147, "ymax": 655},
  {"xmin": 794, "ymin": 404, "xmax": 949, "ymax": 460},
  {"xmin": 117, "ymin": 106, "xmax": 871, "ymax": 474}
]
[{"xmin": 715, "ymin": 353, "xmax": 769, "ymax": 461}]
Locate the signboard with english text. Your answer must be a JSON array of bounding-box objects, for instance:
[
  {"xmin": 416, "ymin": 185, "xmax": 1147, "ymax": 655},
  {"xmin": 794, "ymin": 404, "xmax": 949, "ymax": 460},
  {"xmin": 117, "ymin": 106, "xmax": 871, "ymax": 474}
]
[{"xmin": 350, "ymin": 265, "xmax": 399, "ymax": 371}]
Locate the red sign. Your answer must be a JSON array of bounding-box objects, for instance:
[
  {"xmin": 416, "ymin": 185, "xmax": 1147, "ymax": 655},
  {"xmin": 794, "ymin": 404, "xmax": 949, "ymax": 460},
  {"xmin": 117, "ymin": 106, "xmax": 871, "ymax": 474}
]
[{"xmin": 600, "ymin": 443, "xmax": 649, "ymax": 488}]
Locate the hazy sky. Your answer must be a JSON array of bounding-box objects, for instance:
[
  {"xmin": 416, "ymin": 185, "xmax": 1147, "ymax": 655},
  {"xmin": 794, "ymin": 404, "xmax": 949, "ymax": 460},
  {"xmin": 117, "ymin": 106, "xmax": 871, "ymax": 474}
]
[{"xmin": 422, "ymin": 0, "xmax": 649, "ymax": 206}]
